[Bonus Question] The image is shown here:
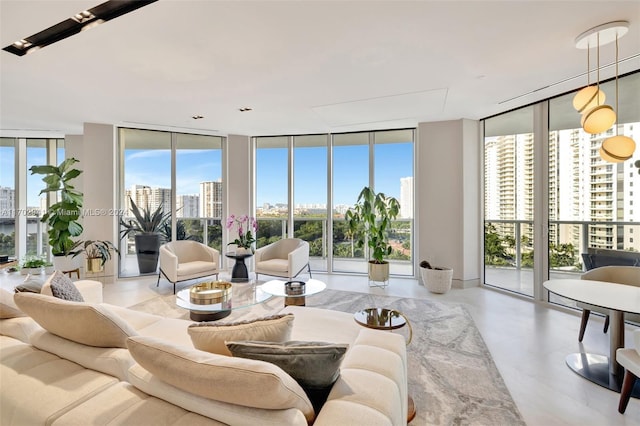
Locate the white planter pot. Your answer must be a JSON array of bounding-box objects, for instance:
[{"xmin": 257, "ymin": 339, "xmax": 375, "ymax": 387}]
[
  {"xmin": 52, "ymin": 255, "xmax": 80, "ymax": 272},
  {"xmin": 421, "ymin": 267, "xmax": 453, "ymax": 294},
  {"xmin": 27, "ymin": 267, "xmax": 42, "ymax": 275}
]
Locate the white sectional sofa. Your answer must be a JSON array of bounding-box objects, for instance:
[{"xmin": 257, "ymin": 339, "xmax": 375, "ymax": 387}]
[{"xmin": 0, "ymin": 282, "xmax": 408, "ymax": 426}]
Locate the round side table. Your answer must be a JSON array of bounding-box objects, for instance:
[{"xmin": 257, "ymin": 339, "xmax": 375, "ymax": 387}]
[
  {"xmin": 353, "ymin": 307, "xmax": 415, "ymax": 423},
  {"xmin": 225, "ymin": 252, "xmax": 253, "ymax": 282}
]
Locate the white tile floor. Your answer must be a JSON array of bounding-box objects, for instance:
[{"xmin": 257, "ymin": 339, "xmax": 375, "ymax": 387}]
[{"xmin": 2, "ymin": 269, "xmax": 638, "ymax": 425}]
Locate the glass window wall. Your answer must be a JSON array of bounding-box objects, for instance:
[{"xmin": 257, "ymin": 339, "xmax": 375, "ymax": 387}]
[
  {"xmin": 484, "ymin": 107, "xmax": 535, "ymax": 297},
  {"xmin": 0, "ymin": 138, "xmax": 15, "ymax": 258}
]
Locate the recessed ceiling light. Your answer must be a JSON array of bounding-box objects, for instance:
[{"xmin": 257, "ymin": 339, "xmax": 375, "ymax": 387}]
[
  {"xmin": 2, "ymin": 0, "xmax": 157, "ymax": 56},
  {"xmin": 192, "ymin": 115, "xmax": 204, "ymax": 120},
  {"xmin": 239, "ymin": 107, "xmax": 253, "ymax": 112}
]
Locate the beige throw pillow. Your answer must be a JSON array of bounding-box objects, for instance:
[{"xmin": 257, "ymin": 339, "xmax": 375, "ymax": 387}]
[
  {"xmin": 13, "ymin": 292, "xmax": 137, "ymax": 348},
  {"xmin": 0, "ymin": 288, "xmax": 25, "ymax": 319},
  {"xmin": 126, "ymin": 335, "xmax": 315, "ymax": 422},
  {"xmin": 188, "ymin": 314, "xmax": 294, "ymax": 356}
]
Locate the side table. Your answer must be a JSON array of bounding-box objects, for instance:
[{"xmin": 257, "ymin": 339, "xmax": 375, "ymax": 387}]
[
  {"xmin": 260, "ymin": 279, "xmax": 326, "ymax": 307},
  {"xmin": 225, "ymin": 252, "xmax": 253, "ymax": 282},
  {"xmin": 353, "ymin": 307, "xmax": 415, "ymax": 423}
]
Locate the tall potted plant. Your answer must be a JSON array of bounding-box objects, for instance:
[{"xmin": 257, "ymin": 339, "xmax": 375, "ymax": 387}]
[
  {"xmin": 29, "ymin": 158, "xmax": 84, "ymax": 271},
  {"xmin": 120, "ymin": 197, "xmax": 170, "ymax": 274},
  {"xmin": 345, "ymin": 186, "xmax": 400, "ymax": 283}
]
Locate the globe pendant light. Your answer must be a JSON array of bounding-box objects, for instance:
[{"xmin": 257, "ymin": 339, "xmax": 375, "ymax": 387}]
[
  {"xmin": 600, "ymin": 33, "xmax": 636, "ymax": 162},
  {"xmin": 581, "ymin": 104, "xmax": 616, "ymax": 134}
]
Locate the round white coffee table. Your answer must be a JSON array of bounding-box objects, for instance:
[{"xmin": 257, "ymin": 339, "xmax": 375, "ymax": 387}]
[{"xmin": 260, "ymin": 279, "xmax": 326, "ymax": 307}]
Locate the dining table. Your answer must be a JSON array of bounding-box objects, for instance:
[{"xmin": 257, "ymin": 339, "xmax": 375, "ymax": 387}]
[{"xmin": 544, "ymin": 278, "xmax": 640, "ymax": 396}]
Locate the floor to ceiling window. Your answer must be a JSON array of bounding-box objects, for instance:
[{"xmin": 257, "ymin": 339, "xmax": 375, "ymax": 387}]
[
  {"xmin": 254, "ymin": 129, "xmax": 415, "ymax": 277},
  {"xmin": 26, "ymin": 139, "xmax": 50, "ymax": 257},
  {"xmin": 331, "ymin": 132, "xmax": 370, "ymax": 274},
  {"xmin": 373, "ymin": 129, "xmax": 414, "ymax": 276},
  {"xmin": 0, "ymin": 138, "xmax": 15, "ymax": 258},
  {"xmin": 176, "ymin": 133, "xmax": 224, "ymax": 251},
  {"xmin": 547, "ymin": 72, "xmax": 640, "ymax": 307},
  {"xmin": 0, "ymin": 138, "xmax": 63, "ymax": 261},
  {"xmin": 482, "ymin": 71, "xmax": 639, "ymax": 302},
  {"xmin": 255, "ymin": 136, "xmax": 289, "ymax": 247},
  {"xmin": 293, "ymin": 135, "xmax": 328, "ymax": 271},
  {"xmin": 120, "ymin": 129, "xmax": 171, "ymax": 277},
  {"xmin": 119, "ymin": 129, "xmax": 224, "ymax": 277},
  {"xmin": 484, "ymin": 107, "xmax": 535, "ymax": 297}
]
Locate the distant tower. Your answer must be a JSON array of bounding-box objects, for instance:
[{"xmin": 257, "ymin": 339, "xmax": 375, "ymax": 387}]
[
  {"xmin": 400, "ymin": 177, "xmax": 413, "ymax": 218},
  {"xmin": 200, "ymin": 180, "xmax": 223, "ymax": 218}
]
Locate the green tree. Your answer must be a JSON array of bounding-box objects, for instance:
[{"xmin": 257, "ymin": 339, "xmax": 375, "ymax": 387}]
[{"xmin": 484, "ymin": 224, "xmax": 508, "ymax": 265}]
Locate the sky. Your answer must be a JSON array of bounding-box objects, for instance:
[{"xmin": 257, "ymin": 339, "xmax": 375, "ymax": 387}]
[
  {"xmin": 123, "ymin": 142, "xmax": 413, "ymax": 208},
  {"xmin": 1, "ymin": 142, "xmax": 413, "ymax": 209}
]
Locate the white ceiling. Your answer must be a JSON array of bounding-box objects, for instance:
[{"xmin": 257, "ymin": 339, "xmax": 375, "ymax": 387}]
[{"xmin": 1, "ymin": 0, "xmax": 639, "ymax": 138}]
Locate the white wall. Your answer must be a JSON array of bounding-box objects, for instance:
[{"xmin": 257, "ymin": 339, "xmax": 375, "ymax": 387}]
[
  {"xmin": 66, "ymin": 124, "xmax": 118, "ymax": 282},
  {"xmin": 225, "ymin": 134, "xmax": 252, "ymax": 269},
  {"xmin": 417, "ymin": 119, "xmax": 480, "ymax": 287}
]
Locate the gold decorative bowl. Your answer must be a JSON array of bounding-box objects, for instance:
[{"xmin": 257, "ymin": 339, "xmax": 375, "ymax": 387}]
[{"xmin": 190, "ymin": 281, "xmax": 232, "ymax": 305}]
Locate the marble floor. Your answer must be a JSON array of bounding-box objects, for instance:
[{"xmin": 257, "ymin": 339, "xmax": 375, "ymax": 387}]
[{"xmin": 2, "ymin": 270, "xmax": 639, "ymax": 425}]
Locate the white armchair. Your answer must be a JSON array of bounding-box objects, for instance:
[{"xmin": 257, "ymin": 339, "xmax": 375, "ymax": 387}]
[
  {"xmin": 578, "ymin": 266, "xmax": 640, "ymax": 341},
  {"xmin": 157, "ymin": 241, "xmax": 220, "ymax": 294},
  {"xmin": 254, "ymin": 238, "xmax": 311, "ymax": 281},
  {"xmin": 616, "ymin": 330, "xmax": 640, "ymax": 413}
]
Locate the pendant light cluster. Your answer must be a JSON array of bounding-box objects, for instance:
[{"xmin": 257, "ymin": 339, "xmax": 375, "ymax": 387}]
[{"xmin": 573, "ymin": 21, "xmax": 635, "ymax": 163}]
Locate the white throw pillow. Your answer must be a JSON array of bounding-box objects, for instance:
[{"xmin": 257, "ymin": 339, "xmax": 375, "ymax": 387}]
[
  {"xmin": 188, "ymin": 314, "xmax": 294, "ymax": 356},
  {"xmin": 126, "ymin": 335, "xmax": 315, "ymax": 422},
  {"xmin": 13, "ymin": 292, "xmax": 137, "ymax": 348}
]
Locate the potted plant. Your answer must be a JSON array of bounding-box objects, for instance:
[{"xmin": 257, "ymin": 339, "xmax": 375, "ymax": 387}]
[
  {"xmin": 20, "ymin": 256, "xmax": 46, "ymax": 275},
  {"xmin": 226, "ymin": 214, "xmax": 257, "ymax": 254},
  {"xmin": 345, "ymin": 186, "xmax": 400, "ymax": 283},
  {"xmin": 74, "ymin": 240, "xmax": 120, "ymax": 273},
  {"xmin": 29, "ymin": 158, "xmax": 84, "ymax": 271},
  {"xmin": 419, "ymin": 260, "xmax": 453, "ymax": 294},
  {"xmin": 120, "ymin": 197, "xmax": 170, "ymax": 274}
]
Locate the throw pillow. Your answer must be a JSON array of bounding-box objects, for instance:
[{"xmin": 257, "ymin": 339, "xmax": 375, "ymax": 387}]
[
  {"xmin": 226, "ymin": 340, "xmax": 348, "ymax": 412},
  {"xmin": 188, "ymin": 313, "xmax": 294, "ymax": 356},
  {"xmin": 0, "ymin": 288, "xmax": 25, "ymax": 319},
  {"xmin": 14, "ymin": 274, "xmax": 45, "ymax": 293},
  {"xmin": 13, "ymin": 292, "xmax": 137, "ymax": 348},
  {"xmin": 126, "ymin": 335, "xmax": 315, "ymax": 422},
  {"xmin": 46, "ymin": 270, "xmax": 84, "ymax": 302}
]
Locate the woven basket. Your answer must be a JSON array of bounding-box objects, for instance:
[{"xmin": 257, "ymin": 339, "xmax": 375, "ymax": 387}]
[{"xmin": 420, "ymin": 267, "xmax": 453, "ymax": 294}]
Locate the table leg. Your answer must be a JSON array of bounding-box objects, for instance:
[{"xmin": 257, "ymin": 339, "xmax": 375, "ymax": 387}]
[
  {"xmin": 610, "ymin": 310, "xmax": 624, "ymax": 376},
  {"xmin": 231, "ymin": 258, "xmax": 249, "ymax": 282}
]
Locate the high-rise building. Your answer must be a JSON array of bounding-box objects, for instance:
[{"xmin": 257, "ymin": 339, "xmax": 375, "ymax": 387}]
[
  {"xmin": 125, "ymin": 185, "xmax": 171, "ymax": 217},
  {"xmin": 177, "ymin": 194, "xmax": 199, "ymax": 218},
  {"xmin": 0, "ymin": 186, "xmax": 14, "ymax": 218},
  {"xmin": 487, "ymin": 123, "xmax": 640, "ymax": 255},
  {"xmin": 200, "ymin": 180, "xmax": 222, "ymax": 218},
  {"xmin": 400, "ymin": 177, "xmax": 413, "ymax": 218}
]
